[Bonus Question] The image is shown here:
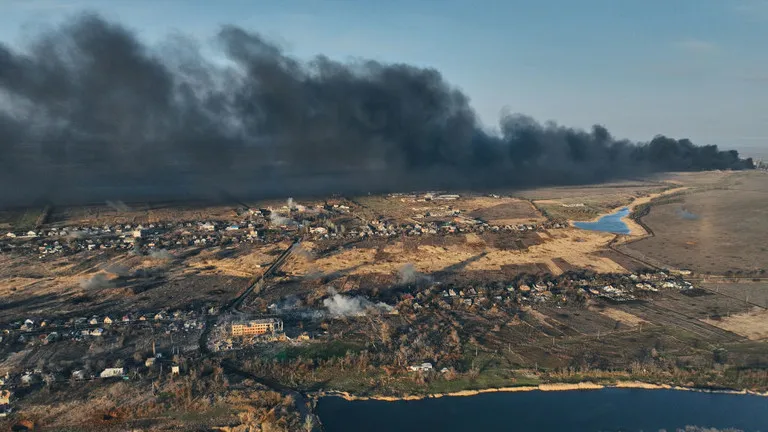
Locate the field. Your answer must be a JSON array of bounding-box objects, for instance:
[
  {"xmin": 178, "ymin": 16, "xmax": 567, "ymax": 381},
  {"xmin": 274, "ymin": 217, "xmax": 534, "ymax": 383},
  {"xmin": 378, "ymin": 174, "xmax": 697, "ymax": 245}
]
[
  {"xmin": 354, "ymin": 194, "xmax": 545, "ymax": 225},
  {"xmin": 627, "ymin": 171, "xmax": 768, "ymax": 274},
  {"xmin": 515, "ymin": 182, "xmax": 671, "ymax": 222},
  {"xmin": 0, "ymin": 243, "xmax": 292, "ymax": 322},
  {"xmin": 283, "ymin": 228, "xmax": 626, "ymax": 281}
]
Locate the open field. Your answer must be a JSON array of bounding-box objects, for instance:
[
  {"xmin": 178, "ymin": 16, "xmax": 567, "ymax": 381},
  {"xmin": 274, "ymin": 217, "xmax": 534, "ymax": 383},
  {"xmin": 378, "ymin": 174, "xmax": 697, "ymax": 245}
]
[
  {"xmin": 702, "ymin": 307, "xmax": 768, "ymax": 340},
  {"xmin": 354, "ymin": 194, "xmax": 545, "ymax": 225},
  {"xmin": 518, "ymin": 181, "xmax": 672, "ymax": 222},
  {"xmin": 0, "ymin": 244, "xmax": 286, "ymax": 322},
  {"xmin": 627, "ymin": 171, "xmax": 768, "ymax": 274},
  {"xmin": 283, "ymin": 228, "xmax": 626, "ymax": 280}
]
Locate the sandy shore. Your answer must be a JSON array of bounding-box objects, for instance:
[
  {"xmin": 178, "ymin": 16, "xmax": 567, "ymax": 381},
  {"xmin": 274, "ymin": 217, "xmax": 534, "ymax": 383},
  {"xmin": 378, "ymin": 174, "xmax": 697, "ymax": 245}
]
[
  {"xmin": 570, "ymin": 187, "xmax": 689, "ymax": 237},
  {"xmin": 318, "ymin": 380, "xmax": 768, "ymax": 402}
]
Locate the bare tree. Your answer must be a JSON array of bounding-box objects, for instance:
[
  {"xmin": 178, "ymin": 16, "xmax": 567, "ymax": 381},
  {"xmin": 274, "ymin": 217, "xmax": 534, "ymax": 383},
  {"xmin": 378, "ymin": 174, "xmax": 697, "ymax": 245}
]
[{"xmin": 303, "ymin": 415, "xmax": 315, "ymax": 432}]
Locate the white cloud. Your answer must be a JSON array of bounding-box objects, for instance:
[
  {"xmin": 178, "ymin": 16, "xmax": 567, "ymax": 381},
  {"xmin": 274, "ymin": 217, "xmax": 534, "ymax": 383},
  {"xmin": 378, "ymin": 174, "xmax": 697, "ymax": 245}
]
[{"xmin": 673, "ymin": 38, "xmax": 719, "ymax": 54}]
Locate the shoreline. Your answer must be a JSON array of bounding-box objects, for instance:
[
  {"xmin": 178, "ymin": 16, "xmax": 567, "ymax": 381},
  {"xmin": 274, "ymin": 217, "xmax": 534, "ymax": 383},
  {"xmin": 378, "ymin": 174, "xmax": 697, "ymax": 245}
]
[
  {"xmin": 569, "ymin": 186, "xmax": 689, "ymax": 237},
  {"xmin": 317, "ymin": 380, "xmax": 768, "ymax": 402}
]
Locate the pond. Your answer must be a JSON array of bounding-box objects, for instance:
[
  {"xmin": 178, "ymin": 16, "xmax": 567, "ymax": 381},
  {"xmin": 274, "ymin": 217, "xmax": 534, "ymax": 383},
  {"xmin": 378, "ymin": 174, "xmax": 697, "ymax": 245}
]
[
  {"xmin": 317, "ymin": 388, "xmax": 768, "ymax": 432},
  {"xmin": 574, "ymin": 207, "xmax": 631, "ymax": 234}
]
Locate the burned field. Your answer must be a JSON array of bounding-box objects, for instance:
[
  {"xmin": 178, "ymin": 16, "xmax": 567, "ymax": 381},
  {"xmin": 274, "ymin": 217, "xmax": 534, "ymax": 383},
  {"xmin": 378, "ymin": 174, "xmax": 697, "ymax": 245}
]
[{"xmin": 627, "ymin": 171, "xmax": 768, "ymax": 275}]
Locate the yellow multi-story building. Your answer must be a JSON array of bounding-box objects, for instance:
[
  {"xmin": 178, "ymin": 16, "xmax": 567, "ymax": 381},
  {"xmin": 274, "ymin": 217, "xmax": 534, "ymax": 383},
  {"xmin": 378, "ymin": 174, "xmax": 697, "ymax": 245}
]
[{"xmin": 231, "ymin": 318, "xmax": 283, "ymax": 337}]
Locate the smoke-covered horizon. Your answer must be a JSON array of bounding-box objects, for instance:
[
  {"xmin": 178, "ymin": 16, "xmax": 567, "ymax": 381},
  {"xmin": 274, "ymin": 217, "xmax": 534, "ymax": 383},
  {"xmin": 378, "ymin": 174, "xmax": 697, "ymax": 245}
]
[{"xmin": 0, "ymin": 13, "xmax": 754, "ymax": 208}]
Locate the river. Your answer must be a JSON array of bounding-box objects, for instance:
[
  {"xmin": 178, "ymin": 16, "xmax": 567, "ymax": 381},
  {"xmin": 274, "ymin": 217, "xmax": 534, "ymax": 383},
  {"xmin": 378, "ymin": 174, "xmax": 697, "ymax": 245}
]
[
  {"xmin": 317, "ymin": 388, "xmax": 768, "ymax": 431},
  {"xmin": 574, "ymin": 207, "xmax": 631, "ymax": 234}
]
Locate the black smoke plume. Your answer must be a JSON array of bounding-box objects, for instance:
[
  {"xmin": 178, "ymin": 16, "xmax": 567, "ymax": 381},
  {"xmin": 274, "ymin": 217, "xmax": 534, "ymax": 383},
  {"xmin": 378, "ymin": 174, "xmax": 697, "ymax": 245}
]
[{"xmin": 0, "ymin": 14, "xmax": 753, "ymax": 207}]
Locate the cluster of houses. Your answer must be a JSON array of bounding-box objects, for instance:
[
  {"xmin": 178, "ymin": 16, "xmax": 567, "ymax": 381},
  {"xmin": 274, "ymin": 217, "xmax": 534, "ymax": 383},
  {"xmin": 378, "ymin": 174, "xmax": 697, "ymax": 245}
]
[
  {"xmin": 0, "ymin": 195, "xmax": 571, "ymax": 260},
  {"xmin": 1, "ymin": 355, "xmax": 183, "ymax": 396},
  {"xmin": 393, "ymin": 271, "xmax": 698, "ymax": 314},
  {"xmin": 0, "ymin": 201, "xmax": 362, "ymax": 257},
  {"xmin": 3, "ymin": 309, "xmax": 207, "ymax": 349}
]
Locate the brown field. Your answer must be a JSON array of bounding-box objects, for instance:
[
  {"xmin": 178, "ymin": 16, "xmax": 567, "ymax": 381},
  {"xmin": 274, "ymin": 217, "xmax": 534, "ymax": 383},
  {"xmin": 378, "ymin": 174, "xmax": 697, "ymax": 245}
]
[
  {"xmin": 283, "ymin": 228, "xmax": 626, "ymax": 280},
  {"xmin": 594, "ymin": 306, "xmax": 648, "ymax": 327},
  {"xmin": 0, "ymin": 244, "xmax": 294, "ymax": 321},
  {"xmin": 354, "ymin": 195, "xmax": 545, "ymax": 225},
  {"xmin": 627, "ymin": 171, "xmax": 768, "ymax": 274},
  {"xmin": 519, "ymin": 181, "xmax": 672, "ymax": 221},
  {"xmin": 48, "ymin": 202, "xmax": 243, "ymax": 226},
  {"xmin": 700, "ymin": 282, "xmax": 768, "ymax": 309},
  {"xmin": 651, "ymin": 170, "xmax": 741, "ymax": 186},
  {"xmin": 702, "ymin": 307, "xmax": 768, "ymax": 340},
  {"xmin": 467, "ymin": 199, "xmax": 543, "ymax": 225}
]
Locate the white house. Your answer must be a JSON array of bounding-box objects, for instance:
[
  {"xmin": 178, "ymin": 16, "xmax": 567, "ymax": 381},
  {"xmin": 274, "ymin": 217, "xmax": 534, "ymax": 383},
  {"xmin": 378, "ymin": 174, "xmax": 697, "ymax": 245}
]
[
  {"xmin": 99, "ymin": 367, "xmax": 124, "ymax": 378},
  {"xmin": 408, "ymin": 362, "xmax": 433, "ymax": 372}
]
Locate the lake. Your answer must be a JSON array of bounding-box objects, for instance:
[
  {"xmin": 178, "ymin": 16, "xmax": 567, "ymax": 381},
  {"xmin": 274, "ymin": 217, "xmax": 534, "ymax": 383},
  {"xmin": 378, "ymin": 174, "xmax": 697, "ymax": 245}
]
[
  {"xmin": 317, "ymin": 388, "xmax": 768, "ymax": 432},
  {"xmin": 574, "ymin": 207, "xmax": 631, "ymax": 234}
]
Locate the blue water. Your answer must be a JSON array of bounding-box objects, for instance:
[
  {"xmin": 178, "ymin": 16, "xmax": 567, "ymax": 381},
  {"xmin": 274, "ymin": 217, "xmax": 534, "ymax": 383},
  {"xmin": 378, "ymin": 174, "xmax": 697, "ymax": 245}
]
[
  {"xmin": 574, "ymin": 207, "xmax": 631, "ymax": 234},
  {"xmin": 317, "ymin": 388, "xmax": 768, "ymax": 432}
]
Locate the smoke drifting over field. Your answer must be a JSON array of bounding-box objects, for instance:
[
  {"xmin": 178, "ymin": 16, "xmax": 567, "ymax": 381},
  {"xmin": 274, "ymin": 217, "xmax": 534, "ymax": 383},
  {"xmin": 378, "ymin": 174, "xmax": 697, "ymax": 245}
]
[
  {"xmin": 0, "ymin": 13, "xmax": 754, "ymax": 207},
  {"xmin": 323, "ymin": 288, "xmax": 393, "ymax": 317},
  {"xmin": 79, "ymin": 273, "xmax": 113, "ymax": 291}
]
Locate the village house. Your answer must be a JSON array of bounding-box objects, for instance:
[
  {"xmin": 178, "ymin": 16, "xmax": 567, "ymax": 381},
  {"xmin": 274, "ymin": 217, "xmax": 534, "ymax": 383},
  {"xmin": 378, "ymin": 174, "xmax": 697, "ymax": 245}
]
[
  {"xmin": 99, "ymin": 367, "xmax": 125, "ymax": 379},
  {"xmin": 408, "ymin": 362, "xmax": 433, "ymax": 372}
]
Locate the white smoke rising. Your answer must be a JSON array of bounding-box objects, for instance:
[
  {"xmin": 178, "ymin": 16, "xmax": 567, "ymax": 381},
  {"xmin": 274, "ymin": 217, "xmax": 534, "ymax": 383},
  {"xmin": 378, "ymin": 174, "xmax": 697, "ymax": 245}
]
[
  {"xmin": 269, "ymin": 211, "xmax": 292, "ymax": 227},
  {"xmin": 148, "ymin": 249, "xmax": 174, "ymax": 260},
  {"xmin": 79, "ymin": 273, "xmax": 113, "ymax": 290},
  {"xmin": 66, "ymin": 230, "xmax": 87, "ymax": 240},
  {"xmin": 323, "ymin": 288, "xmax": 393, "ymax": 317},
  {"xmin": 294, "ymin": 245, "xmax": 315, "ymax": 260},
  {"xmin": 398, "ymin": 263, "xmax": 432, "ymax": 285},
  {"xmin": 105, "ymin": 200, "xmax": 130, "ymax": 212}
]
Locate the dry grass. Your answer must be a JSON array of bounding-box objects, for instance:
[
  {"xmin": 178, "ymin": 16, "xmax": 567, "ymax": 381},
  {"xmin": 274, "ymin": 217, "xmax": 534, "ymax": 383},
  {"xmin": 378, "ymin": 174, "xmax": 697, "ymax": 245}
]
[
  {"xmin": 185, "ymin": 243, "xmax": 289, "ymax": 278},
  {"xmin": 628, "ymin": 172, "xmax": 768, "ymax": 274},
  {"xmin": 702, "ymin": 307, "xmax": 768, "ymax": 340},
  {"xmin": 596, "ymin": 307, "xmax": 647, "ymax": 327},
  {"xmin": 284, "ymin": 228, "xmax": 626, "ymax": 278},
  {"xmin": 356, "ymin": 195, "xmax": 544, "ymax": 225}
]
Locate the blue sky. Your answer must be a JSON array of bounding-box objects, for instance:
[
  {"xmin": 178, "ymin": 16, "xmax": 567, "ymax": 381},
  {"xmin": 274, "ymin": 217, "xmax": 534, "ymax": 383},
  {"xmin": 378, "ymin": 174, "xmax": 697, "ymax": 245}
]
[{"xmin": 2, "ymin": 0, "xmax": 767, "ymax": 157}]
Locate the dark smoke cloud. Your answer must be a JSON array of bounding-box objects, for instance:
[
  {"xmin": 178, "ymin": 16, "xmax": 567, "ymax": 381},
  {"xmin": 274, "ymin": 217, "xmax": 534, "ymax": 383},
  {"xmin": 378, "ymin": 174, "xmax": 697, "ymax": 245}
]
[{"xmin": 0, "ymin": 13, "xmax": 753, "ymax": 207}]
